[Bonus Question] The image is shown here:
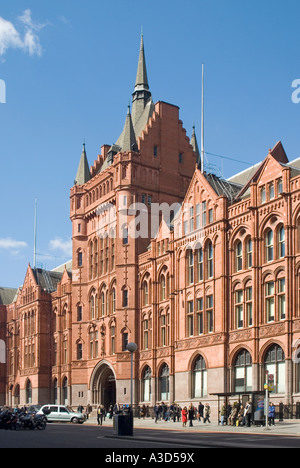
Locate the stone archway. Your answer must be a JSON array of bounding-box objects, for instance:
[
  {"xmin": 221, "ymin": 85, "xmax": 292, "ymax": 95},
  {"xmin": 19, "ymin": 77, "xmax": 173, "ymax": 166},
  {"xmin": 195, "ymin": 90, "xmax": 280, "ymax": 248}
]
[{"xmin": 90, "ymin": 362, "xmax": 116, "ymax": 410}]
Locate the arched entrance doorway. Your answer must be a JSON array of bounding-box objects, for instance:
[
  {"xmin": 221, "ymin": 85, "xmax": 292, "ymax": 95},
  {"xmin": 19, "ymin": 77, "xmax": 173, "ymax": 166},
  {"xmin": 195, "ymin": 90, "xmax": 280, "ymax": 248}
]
[{"xmin": 90, "ymin": 362, "xmax": 116, "ymax": 410}]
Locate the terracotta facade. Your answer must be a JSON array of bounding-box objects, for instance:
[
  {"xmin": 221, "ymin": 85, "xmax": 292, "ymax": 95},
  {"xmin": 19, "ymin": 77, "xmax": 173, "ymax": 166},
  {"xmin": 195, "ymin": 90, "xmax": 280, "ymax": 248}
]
[{"xmin": 1, "ymin": 38, "xmax": 300, "ymax": 418}]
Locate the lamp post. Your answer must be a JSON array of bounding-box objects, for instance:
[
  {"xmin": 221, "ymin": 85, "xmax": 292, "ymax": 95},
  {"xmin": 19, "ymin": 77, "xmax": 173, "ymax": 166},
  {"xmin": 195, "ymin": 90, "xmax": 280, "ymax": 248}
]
[{"xmin": 127, "ymin": 342, "xmax": 138, "ymax": 411}]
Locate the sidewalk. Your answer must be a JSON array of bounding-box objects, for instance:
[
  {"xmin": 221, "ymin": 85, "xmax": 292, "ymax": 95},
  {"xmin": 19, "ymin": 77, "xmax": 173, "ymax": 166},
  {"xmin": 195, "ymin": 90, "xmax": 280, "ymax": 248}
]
[{"xmin": 85, "ymin": 415, "xmax": 300, "ymax": 437}]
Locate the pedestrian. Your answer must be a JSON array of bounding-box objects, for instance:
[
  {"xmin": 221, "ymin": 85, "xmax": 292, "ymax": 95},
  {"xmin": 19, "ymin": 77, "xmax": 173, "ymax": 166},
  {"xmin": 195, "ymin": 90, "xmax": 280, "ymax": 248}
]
[
  {"xmin": 182, "ymin": 406, "xmax": 188, "ymax": 427},
  {"xmin": 188, "ymin": 404, "xmax": 194, "ymax": 427},
  {"xmin": 244, "ymin": 401, "xmax": 252, "ymax": 427},
  {"xmin": 198, "ymin": 401, "xmax": 204, "ymax": 422},
  {"xmin": 140, "ymin": 404, "xmax": 146, "ymax": 419},
  {"xmin": 77, "ymin": 405, "xmax": 84, "ymax": 414},
  {"xmin": 154, "ymin": 403, "xmax": 160, "ymax": 423},
  {"xmin": 228, "ymin": 403, "xmax": 238, "ymax": 426},
  {"xmin": 97, "ymin": 405, "xmax": 103, "ymax": 426},
  {"xmin": 85, "ymin": 404, "xmax": 92, "ymax": 420},
  {"xmin": 220, "ymin": 404, "xmax": 227, "ymax": 426},
  {"xmin": 203, "ymin": 403, "xmax": 211, "ymax": 423},
  {"xmin": 237, "ymin": 405, "xmax": 244, "ymax": 426},
  {"xmin": 268, "ymin": 403, "xmax": 275, "ymax": 426}
]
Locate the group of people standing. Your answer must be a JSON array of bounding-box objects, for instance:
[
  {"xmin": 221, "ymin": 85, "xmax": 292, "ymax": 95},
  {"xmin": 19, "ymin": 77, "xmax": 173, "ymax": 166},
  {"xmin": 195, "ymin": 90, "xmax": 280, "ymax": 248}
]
[
  {"xmin": 154, "ymin": 402, "xmax": 211, "ymax": 427},
  {"xmin": 222, "ymin": 401, "xmax": 252, "ymax": 427}
]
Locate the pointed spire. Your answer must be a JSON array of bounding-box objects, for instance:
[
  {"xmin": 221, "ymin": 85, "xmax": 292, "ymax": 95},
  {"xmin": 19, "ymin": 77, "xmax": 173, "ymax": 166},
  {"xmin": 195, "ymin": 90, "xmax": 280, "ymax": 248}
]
[
  {"xmin": 132, "ymin": 32, "xmax": 152, "ymax": 126},
  {"xmin": 135, "ymin": 31, "xmax": 149, "ymax": 90},
  {"xmin": 119, "ymin": 105, "xmax": 138, "ymax": 152},
  {"xmin": 75, "ymin": 142, "xmax": 91, "ymax": 185},
  {"xmin": 190, "ymin": 125, "xmax": 200, "ymax": 166}
]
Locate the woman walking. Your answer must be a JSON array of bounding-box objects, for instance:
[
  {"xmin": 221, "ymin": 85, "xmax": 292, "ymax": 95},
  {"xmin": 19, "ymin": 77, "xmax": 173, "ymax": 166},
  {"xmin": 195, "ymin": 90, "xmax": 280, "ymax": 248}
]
[{"xmin": 182, "ymin": 406, "xmax": 188, "ymax": 427}]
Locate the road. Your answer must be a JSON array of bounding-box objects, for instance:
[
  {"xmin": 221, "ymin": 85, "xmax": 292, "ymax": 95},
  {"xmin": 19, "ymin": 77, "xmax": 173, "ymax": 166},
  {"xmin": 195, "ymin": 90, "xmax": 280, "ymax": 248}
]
[{"xmin": 0, "ymin": 423, "xmax": 300, "ymax": 451}]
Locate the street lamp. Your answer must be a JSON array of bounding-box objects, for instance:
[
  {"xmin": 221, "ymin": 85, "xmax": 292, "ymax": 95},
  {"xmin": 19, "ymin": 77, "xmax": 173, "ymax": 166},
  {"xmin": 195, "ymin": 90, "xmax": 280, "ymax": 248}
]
[{"xmin": 127, "ymin": 342, "xmax": 138, "ymax": 410}]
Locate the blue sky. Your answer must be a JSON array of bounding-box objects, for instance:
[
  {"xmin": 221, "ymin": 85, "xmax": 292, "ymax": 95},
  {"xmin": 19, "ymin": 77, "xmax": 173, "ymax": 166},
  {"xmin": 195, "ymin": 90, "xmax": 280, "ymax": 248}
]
[{"xmin": 1, "ymin": 0, "xmax": 300, "ymax": 287}]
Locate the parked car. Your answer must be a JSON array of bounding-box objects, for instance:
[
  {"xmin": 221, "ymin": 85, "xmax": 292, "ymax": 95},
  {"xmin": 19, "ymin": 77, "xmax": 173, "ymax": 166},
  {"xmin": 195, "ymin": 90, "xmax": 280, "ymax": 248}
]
[{"xmin": 37, "ymin": 405, "xmax": 86, "ymax": 424}]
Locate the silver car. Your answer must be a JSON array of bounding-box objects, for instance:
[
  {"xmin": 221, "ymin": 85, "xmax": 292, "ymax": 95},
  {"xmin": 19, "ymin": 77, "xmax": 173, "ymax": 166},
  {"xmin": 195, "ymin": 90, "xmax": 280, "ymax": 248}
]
[{"xmin": 38, "ymin": 405, "xmax": 86, "ymax": 424}]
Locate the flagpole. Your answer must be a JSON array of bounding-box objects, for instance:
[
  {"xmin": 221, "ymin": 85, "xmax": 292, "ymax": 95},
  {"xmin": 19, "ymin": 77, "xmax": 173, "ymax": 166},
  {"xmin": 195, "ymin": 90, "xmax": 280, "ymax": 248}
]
[
  {"xmin": 201, "ymin": 63, "xmax": 205, "ymax": 173},
  {"xmin": 34, "ymin": 199, "xmax": 37, "ymax": 269}
]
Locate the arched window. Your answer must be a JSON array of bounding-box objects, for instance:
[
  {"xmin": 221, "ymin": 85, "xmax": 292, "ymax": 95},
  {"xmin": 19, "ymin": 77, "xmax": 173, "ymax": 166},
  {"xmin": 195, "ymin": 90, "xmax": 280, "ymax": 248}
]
[
  {"xmin": 101, "ymin": 292, "xmax": 105, "ymax": 317},
  {"xmin": 264, "ymin": 345, "xmax": 285, "ymax": 394},
  {"xmin": 234, "ymin": 349, "xmax": 252, "ymax": 392},
  {"xmin": 192, "ymin": 356, "xmax": 207, "ymax": 398},
  {"xmin": 112, "ymin": 288, "xmax": 116, "ymax": 314},
  {"xmin": 246, "ymin": 238, "xmax": 252, "ymax": 269},
  {"xmin": 159, "ymin": 364, "xmax": 170, "ymax": 401},
  {"xmin": 142, "ymin": 366, "xmax": 152, "ymax": 402},
  {"xmin": 143, "ymin": 281, "xmax": 149, "ymax": 306},
  {"xmin": 266, "ymin": 229, "xmax": 274, "ymax": 262},
  {"xmin": 278, "ymin": 226, "xmax": 285, "ymax": 258},
  {"xmin": 143, "ymin": 319, "xmax": 150, "ymax": 350},
  {"xmin": 159, "ymin": 309, "xmax": 170, "ymax": 347},
  {"xmin": 197, "ymin": 248, "xmax": 203, "ymax": 282},
  {"xmin": 236, "ymin": 241, "xmax": 243, "ymax": 272},
  {"xmin": 90, "ymin": 290, "xmax": 96, "ymax": 320},
  {"xmin": 207, "ymin": 241, "xmax": 213, "ymax": 278},
  {"xmin": 188, "ymin": 250, "xmax": 194, "ymax": 285},
  {"xmin": 160, "ymin": 275, "xmax": 166, "ymax": 301}
]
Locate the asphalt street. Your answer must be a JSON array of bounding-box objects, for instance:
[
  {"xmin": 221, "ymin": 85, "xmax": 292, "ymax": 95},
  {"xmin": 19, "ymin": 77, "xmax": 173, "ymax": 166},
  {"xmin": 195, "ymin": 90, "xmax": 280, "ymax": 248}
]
[{"xmin": 1, "ymin": 421, "xmax": 300, "ymax": 450}]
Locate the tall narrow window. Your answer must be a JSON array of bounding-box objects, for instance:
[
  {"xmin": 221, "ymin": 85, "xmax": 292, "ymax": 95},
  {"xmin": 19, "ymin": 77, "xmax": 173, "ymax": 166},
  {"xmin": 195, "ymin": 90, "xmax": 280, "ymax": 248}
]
[
  {"xmin": 123, "ymin": 289, "xmax": 128, "ymax": 308},
  {"xmin": 190, "ymin": 206, "xmax": 194, "ymax": 232},
  {"xmin": 111, "ymin": 326, "xmax": 115, "ymax": 355},
  {"xmin": 196, "ymin": 204, "xmax": 201, "ymax": 230},
  {"xmin": 266, "ymin": 230, "xmax": 274, "ymax": 262},
  {"xmin": 198, "ymin": 248, "xmax": 203, "ymax": 282},
  {"xmin": 202, "ymin": 201, "xmax": 207, "ymax": 227},
  {"xmin": 112, "ymin": 288, "xmax": 116, "ymax": 314},
  {"xmin": 266, "ymin": 281, "xmax": 275, "ymax": 322},
  {"xmin": 235, "ymin": 290, "xmax": 244, "ymax": 329},
  {"xmin": 197, "ymin": 298, "xmax": 204, "ymax": 335},
  {"xmin": 142, "ymin": 366, "xmax": 152, "ymax": 402},
  {"xmin": 187, "ymin": 301, "xmax": 194, "ymax": 337},
  {"xmin": 278, "ymin": 278, "xmax": 286, "ymax": 320},
  {"xmin": 160, "ymin": 276, "xmax": 166, "ymax": 301},
  {"xmin": 159, "ymin": 364, "xmax": 170, "ymax": 400},
  {"xmin": 207, "ymin": 242, "xmax": 213, "ymax": 278},
  {"xmin": 261, "ymin": 186, "xmax": 266, "ymax": 203},
  {"xmin": 236, "ymin": 241, "xmax": 243, "ymax": 272},
  {"xmin": 246, "ymin": 287, "xmax": 253, "ymax": 327},
  {"xmin": 188, "ymin": 250, "xmax": 194, "ymax": 285},
  {"xmin": 246, "ymin": 238, "xmax": 252, "ymax": 269},
  {"xmin": 206, "ymin": 295, "xmax": 214, "ymax": 333},
  {"xmin": 160, "ymin": 315, "xmax": 166, "ymax": 347},
  {"xmin": 143, "ymin": 281, "xmax": 149, "ymax": 306},
  {"xmin": 278, "ymin": 226, "xmax": 285, "ymax": 258},
  {"xmin": 143, "ymin": 320, "xmax": 149, "ymax": 350}
]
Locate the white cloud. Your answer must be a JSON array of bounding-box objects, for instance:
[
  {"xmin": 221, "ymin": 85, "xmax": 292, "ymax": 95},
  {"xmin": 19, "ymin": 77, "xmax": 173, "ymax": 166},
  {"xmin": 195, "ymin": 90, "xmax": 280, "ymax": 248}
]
[
  {"xmin": 0, "ymin": 237, "xmax": 28, "ymax": 250},
  {"xmin": 49, "ymin": 238, "xmax": 72, "ymax": 258},
  {"xmin": 0, "ymin": 9, "xmax": 45, "ymax": 58}
]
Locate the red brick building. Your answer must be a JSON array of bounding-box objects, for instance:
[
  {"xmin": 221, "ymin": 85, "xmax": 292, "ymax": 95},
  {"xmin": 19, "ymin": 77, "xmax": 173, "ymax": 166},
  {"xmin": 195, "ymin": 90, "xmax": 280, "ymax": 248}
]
[{"xmin": 1, "ymin": 37, "xmax": 300, "ymax": 417}]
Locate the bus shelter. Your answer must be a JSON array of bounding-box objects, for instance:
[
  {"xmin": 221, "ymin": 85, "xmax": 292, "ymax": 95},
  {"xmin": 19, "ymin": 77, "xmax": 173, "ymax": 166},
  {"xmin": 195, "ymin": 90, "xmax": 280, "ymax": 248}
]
[{"xmin": 210, "ymin": 391, "xmax": 265, "ymax": 425}]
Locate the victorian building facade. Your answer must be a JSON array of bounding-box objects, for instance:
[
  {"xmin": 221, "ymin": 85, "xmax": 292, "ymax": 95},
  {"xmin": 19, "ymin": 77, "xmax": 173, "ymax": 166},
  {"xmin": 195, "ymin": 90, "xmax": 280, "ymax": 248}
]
[{"xmin": 1, "ymin": 37, "xmax": 300, "ymax": 416}]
